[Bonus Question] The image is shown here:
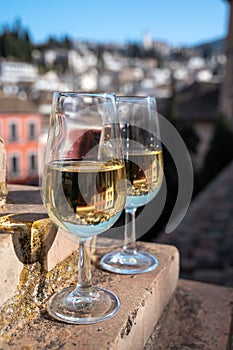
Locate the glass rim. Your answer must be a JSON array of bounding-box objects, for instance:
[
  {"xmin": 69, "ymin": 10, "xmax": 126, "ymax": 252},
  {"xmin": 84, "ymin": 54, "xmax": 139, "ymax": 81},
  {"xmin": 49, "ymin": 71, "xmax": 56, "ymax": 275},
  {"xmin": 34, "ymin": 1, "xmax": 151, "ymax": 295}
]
[
  {"xmin": 116, "ymin": 95, "xmax": 157, "ymax": 102},
  {"xmin": 52, "ymin": 91, "xmax": 115, "ymax": 99}
]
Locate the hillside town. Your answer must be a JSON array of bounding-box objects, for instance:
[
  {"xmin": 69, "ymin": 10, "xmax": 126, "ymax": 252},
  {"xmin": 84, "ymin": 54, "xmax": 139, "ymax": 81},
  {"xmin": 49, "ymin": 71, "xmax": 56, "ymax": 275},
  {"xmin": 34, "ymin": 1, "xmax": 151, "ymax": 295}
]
[
  {"xmin": 0, "ymin": 3, "xmax": 233, "ymax": 347},
  {"xmin": 0, "ymin": 26, "xmax": 228, "ymax": 186}
]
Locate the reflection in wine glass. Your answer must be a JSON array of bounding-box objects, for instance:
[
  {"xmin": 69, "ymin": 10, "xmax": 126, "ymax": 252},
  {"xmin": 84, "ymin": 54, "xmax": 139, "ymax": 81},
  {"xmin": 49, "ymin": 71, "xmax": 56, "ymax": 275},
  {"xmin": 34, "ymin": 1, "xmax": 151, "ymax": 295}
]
[
  {"xmin": 42, "ymin": 92, "xmax": 127, "ymax": 324},
  {"xmin": 100, "ymin": 96, "xmax": 163, "ymax": 274}
]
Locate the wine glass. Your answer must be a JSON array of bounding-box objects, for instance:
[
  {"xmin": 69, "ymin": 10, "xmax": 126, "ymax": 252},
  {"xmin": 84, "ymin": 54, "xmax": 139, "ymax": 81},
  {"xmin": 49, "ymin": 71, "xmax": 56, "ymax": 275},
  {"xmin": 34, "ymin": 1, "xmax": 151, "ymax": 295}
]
[
  {"xmin": 42, "ymin": 92, "xmax": 126, "ymax": 324},
  {"xmin": 100, "ymin": 96, "xmax": 163, "ymax": 274}
]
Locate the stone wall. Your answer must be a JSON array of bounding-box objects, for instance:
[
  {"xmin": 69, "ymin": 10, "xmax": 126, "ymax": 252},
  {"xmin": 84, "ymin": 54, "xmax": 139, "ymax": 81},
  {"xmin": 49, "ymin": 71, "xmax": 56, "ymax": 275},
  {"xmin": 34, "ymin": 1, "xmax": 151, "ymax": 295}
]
[
  {"xmin": 0, "ymin": 185, "xmax": 79, "ymax": 336},
  {"xmin": 0, "ymin": 137, "xmax": 7, "ymax": 208}
]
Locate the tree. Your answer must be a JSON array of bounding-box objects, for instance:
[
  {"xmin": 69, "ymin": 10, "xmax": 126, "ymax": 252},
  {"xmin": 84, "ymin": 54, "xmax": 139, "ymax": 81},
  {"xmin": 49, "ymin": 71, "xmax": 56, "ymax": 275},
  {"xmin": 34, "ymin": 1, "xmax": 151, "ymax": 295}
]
[{"xmin": 0, "ymin": 19, "xmax": 32, "ymax": 61}]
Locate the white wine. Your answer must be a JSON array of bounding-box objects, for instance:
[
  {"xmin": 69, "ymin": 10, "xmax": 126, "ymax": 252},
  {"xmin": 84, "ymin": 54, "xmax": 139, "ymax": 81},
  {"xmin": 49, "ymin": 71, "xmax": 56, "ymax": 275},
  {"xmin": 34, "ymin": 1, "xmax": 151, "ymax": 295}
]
[
  {"xmin": 125, "ymin": 150, "xmax": 163, "ymax": 208},
  {"xmin": 43, "ymin": 159, "xmax": 126, "ymax": 238}
]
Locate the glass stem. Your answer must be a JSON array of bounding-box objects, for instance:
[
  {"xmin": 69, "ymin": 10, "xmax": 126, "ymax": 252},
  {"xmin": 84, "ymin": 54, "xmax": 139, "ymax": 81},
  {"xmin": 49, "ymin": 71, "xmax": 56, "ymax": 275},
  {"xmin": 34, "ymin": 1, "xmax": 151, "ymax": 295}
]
[
  {"xmin": 74, "ymin": 239, "xmax": 93, "ymax": 296},
  {"xmin": 122, "ymin": 207, "xmax": 137, "ymax": 254}
]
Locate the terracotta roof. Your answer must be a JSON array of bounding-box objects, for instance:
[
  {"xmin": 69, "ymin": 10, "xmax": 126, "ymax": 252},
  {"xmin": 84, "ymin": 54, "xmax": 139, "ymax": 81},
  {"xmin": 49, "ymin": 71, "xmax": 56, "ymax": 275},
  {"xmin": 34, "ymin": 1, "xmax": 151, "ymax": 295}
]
[{"xmin": 0, "ymin": 96, "xmax": 39, "ymax": 113}]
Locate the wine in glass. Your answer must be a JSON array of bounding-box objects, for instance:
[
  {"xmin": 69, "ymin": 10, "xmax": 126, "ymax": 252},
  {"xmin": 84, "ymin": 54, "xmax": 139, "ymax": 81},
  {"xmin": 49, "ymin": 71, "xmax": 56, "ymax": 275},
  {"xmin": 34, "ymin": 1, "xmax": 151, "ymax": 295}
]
[
  {"xmin": 100, "ymin": 96, "xmax": 163, "ymax": 274},
  {"xmin": 42, "ymin": 92, "xmax": 126, "ymax": 323}
]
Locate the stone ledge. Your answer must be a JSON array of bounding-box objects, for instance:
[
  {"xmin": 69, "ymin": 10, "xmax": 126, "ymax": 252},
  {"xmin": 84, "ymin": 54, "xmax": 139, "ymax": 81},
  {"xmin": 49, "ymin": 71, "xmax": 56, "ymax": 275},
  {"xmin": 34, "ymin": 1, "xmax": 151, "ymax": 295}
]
[
  {"xmin": 0, "ymin": 184, "xmax": 79, "ymax": 272},
  {"xmin": 0, "ymin": 137, "xmax": 7, "ymax": 208},
  {"xmin": 145, "ymin": 279, "xmax": 233, "ymax": 350},
  {"xmin": 0, "ymin": 185, "xmax": 79, "ymax": 311},
  {"xmin": 0, "ymin": 242, "xmax": 179, "ymax": 350},
  {"xmin": 0, "ymin": 184, "xmax": 179, "ymax": 348},
  {"xmin": 0, "ymin": 217, "xmax": 79, "ymax": 308}
]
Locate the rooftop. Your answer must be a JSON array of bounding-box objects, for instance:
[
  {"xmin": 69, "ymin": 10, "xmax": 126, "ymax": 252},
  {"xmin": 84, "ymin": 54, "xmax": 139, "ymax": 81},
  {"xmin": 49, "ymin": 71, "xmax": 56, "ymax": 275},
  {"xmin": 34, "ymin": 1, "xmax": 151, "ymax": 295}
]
[{"xmin": 0, "ymin": 94, "xmax": 39, "ymax": 114}]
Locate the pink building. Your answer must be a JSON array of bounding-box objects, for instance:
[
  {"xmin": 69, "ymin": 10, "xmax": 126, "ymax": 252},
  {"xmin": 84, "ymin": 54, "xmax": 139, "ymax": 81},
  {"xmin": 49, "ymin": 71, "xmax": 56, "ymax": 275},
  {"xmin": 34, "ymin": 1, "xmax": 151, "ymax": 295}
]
[{"xmin": 0, "ymin": 95, "xmax": 42, "ymax": 185}]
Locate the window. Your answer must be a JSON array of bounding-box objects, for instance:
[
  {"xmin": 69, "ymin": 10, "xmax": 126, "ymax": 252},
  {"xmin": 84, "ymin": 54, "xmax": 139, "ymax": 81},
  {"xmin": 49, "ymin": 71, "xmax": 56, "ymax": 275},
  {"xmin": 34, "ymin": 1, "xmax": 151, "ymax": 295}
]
[
  {"xmin": 28, "ymin": 153, "xmax": 37, "ymax": 173},
  {"xmin": 10, "ymin": 155, "xmax": 20, "ymax": 176},
  {"xmin": 28, "ymin": 122, "xmax": 36, "ymax": 140},
  {"xmin": 9, "ymin": 122, "xmax": 18, "ymax": 141}
]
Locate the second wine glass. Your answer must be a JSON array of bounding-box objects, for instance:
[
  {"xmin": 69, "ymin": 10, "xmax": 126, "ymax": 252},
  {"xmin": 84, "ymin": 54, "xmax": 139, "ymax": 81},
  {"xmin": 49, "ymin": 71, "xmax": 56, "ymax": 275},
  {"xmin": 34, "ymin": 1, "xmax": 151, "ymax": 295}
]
[{"xmin": 100, "ymin": 96, "xmax": 163, "ymax": 274}]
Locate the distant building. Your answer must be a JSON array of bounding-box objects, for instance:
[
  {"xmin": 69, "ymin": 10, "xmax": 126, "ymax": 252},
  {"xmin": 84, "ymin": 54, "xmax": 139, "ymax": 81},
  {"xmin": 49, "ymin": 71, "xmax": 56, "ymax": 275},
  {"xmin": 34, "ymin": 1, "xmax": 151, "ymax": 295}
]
[
  {"xmin": 0, "ymin": 61, "xmax": 38, "ymax": 84},
  {"xmin": 143, "ymin": 32, "xmax": 153, "ymax": 50},
  {"xmin": 0, "ymin": 95, "xmax": 42, "ymax": 185}
]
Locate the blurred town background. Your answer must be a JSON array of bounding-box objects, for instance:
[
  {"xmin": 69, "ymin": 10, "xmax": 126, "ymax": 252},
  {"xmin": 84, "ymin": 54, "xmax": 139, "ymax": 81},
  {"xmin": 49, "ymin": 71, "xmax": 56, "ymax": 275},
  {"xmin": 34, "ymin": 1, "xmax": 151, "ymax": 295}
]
[{"xmin": 0, "ymin": 1, "xmax": 233, "ymax": 239}]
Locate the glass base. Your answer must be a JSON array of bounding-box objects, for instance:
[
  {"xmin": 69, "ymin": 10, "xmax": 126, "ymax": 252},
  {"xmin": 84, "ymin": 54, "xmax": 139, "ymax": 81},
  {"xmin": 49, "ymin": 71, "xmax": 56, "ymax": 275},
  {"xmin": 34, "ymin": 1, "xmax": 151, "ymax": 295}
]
[
  {"xmin": 100, "ymin": 249, "xmax": 159, "ymax": 274},
  {"xmin": 47, "ymin": 285, "xmax": 120, "ymax": 324}
]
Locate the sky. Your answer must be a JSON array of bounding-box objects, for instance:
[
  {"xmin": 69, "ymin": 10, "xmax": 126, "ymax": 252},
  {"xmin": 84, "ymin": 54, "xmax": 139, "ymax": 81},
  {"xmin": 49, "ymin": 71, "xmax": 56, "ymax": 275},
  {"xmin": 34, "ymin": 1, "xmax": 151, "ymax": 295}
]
[{"xmin": 0, "ymin": 0, "xmax": 229, "ymax": 46}]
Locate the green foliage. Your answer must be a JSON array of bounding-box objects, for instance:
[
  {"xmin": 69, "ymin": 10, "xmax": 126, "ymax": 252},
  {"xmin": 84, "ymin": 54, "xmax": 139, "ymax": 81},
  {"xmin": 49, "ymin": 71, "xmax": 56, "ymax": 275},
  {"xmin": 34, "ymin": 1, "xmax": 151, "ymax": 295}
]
[
  {"xmin": 0, "ymin": 18, "xmax": 73, "ymax": 62},
  {"xmin": 0, "ymin": 18, "xmax": 32, "ymax": 61},
  {"xmin": 125, "ymin": 42, "xmax": 163, "ymax": 66},
  {"xmin": 170, "ymin": 48, "xmax": 189, "ymax": 62},
  {"xmin": 38, "ymin": 34, "xmax": 73, "ymax": 50}
]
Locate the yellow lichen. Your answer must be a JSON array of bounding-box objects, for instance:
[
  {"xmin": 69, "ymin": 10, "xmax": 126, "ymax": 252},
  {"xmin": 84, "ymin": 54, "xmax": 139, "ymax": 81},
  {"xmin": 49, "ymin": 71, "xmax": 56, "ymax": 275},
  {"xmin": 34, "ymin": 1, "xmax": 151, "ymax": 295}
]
[
  {"xmin": 0, "ymin": 214, "xmax": 81, "ymax": 339},
  {"xmin": 0, "ymin": 182, "xmax": 7, "ymax": 196},
  {"xmin": 0, "ymin": 244, "xmax": 78, "ymax": 339}
]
